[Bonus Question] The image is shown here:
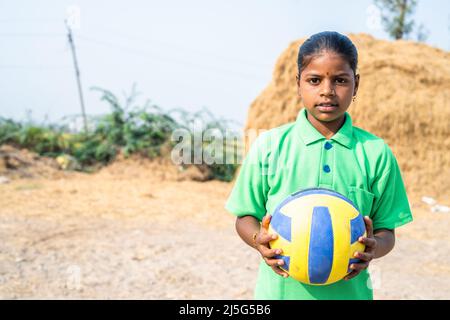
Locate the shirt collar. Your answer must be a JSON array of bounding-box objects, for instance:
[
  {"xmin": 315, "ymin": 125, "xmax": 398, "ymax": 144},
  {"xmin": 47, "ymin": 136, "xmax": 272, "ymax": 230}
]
[{"xmin": 295, "ymin": 108, "xmax": 354, "ymax": 149}]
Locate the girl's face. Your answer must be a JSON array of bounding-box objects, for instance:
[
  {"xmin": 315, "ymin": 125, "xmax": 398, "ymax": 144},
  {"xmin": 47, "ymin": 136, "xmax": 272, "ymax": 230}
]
[{"xmin": 297, "ymin": 51, "xmax": 359, "ymax": 124}]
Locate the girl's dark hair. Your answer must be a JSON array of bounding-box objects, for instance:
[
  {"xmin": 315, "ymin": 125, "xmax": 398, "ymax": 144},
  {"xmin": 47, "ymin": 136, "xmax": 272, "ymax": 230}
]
[{"xmin": 297, "ymin": 31, "xmax": 358, "ymax": 76}]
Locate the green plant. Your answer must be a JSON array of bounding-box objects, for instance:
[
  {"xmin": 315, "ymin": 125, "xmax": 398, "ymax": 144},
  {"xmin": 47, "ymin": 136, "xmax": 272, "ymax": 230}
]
[{"xmin": 0, "ymin": 85, "xmax": 241, "ymax": 181}]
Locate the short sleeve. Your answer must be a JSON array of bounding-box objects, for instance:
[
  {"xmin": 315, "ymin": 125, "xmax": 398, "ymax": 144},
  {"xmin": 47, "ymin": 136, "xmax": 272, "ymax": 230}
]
[
  {"xmin": 224, "ymin": 134, "xmax": 270, "ymax": 221},
  {"xmin": 370, "ymin": 144, "xmax": 413, "ymax": 231}
]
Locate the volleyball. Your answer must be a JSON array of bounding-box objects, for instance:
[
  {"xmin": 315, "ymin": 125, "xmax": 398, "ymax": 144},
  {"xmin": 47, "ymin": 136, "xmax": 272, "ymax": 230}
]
[{"xmin": 268, "ymin": 188, "xmax": 366, "ymax": 285}]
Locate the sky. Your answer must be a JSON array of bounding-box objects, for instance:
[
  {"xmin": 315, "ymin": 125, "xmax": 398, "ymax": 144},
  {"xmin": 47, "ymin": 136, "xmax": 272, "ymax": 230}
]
[{"xmin": 1, "ymin": 0, "xmax": 449, "ymax": 129}]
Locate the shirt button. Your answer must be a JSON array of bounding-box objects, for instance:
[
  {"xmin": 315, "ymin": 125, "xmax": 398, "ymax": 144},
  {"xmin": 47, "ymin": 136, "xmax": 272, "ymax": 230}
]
[
  {"xmin": 324, "ymin": 141, "xmax": 332, "ymax": 150},
  {"xmin": 323, "ymin": 165, "xmax": 331, "ymax": 173}
]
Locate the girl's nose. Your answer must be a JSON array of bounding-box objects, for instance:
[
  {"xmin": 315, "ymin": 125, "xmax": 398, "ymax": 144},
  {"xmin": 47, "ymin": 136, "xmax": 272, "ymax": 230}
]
[{"xmin": 321, "ymin": 81, "xmax": 336, "ymax": 96}]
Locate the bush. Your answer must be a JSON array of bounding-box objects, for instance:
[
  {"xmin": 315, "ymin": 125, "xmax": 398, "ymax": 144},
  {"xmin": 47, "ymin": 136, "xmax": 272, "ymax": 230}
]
[{"xmin": 0, "ymin": 86, "xmax": 241, "ymax": 181}]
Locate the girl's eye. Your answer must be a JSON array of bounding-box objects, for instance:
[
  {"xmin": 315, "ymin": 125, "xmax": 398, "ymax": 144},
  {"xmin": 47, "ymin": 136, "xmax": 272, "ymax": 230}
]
[{"xmin": 307, "ymin": 77, "xmax": 348, "ymax": 85}]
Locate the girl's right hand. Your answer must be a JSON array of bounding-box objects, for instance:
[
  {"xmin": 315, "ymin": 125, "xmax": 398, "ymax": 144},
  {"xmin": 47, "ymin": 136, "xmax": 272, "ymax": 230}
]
[{"xmin": 254, "ymin": 214, "xmax": 289, "ymax": 278}]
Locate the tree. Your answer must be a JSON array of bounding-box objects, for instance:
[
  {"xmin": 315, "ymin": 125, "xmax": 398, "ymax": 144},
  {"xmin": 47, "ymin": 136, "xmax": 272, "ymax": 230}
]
[{"xmin": 374, "ymin": 0, "xmax": 417, "ymax": 40}]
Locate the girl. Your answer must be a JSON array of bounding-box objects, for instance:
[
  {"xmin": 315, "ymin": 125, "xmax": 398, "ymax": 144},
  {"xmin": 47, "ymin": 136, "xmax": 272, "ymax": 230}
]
[{"xmin": 225, "ymin": 31, "xmax": 413, "ymax": 300}]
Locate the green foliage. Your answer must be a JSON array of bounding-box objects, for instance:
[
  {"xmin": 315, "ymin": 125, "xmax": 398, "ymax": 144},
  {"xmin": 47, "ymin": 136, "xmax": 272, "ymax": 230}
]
[
  {"xmin": 168, "ymin": 107, "xmax": 241, "ymax": 182},
  {"xmin": 374, "ymin": 0, "xmax": 418, "ymax": 40},
  {"xmin": 0, "ymin": 118, "xmax": 21, "ymax": 145},
  {"xmin": 90, "ymin": 86, "xmax": 178, "ymax": 159},
  {"xmin": 0, "ymin": 118, "xmax": 71, "ymax": 157},
  {"xmin": 69, "ymin": 133, "xmax": 116, "ymax": 165},
  {"xmin": 207, "ymin": 162, "xmax": 239, "ymax": 182},
  {"xmin": 0, "ymin": 86, "xmax": 240, "ymax": 182}
]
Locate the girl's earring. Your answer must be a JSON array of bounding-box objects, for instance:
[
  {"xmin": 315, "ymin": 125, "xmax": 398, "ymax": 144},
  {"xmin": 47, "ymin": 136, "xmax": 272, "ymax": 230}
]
[{"xmin": 352, "ymin": 96, "xmax": 357, "ymax": 102}]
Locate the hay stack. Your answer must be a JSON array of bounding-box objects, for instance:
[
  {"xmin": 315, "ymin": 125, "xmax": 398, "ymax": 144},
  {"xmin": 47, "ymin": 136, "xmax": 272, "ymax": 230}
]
[{"xmin": 245, "ymin": 33, "xmax": 450, "ymax": 199}]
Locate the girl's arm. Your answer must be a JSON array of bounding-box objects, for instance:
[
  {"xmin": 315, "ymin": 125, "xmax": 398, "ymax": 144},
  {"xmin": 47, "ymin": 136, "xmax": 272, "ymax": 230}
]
[
  {"xmin": 235, "ymin": 215, "xmax": 261, "ymax": 249},
  {"xmin": 235, "ymin": 215, "xmax": 289, "ymax": 277},
  {"xmin": 373, "ymin": 229, "xmax": 395, "ymax": 259}
]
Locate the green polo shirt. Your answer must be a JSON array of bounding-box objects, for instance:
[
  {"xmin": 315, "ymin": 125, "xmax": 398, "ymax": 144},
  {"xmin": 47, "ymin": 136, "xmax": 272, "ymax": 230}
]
[{"xmin": 225, "ymin": 108, "xmax": 413, "ymax": 300}]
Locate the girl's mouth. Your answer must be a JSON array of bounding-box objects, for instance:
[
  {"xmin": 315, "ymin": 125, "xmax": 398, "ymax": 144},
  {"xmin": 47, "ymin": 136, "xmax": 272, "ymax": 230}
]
[{"xmin": 315, "ymin": 103, "xmax": 339, "ymax": 112}]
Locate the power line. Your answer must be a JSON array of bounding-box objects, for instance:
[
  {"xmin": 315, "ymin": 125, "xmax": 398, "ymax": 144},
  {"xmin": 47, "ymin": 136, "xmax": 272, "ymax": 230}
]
[
  {"xmin": 0, "ymin": 25, "xmax": 271, "ymax": 70},
  {"xmin": 0, "ymin": 18, "xmax": 61, "ymax": 22},
  {"xmin": 0, "ymin": 32, "xmax": 65, "ymax": 37},
  {"xmin": 0, "ymin": 65, "xmax": 70, "ymax": 69},
  {"xmin": 76, "ymin": 35, "xmax": 267, "ymax": 80},
  {"xmin": 0, "ymin": 27, "xmax": 272, "ymax": 80},
  {"xmin": 88, "ymin": 24, "xmax": 272, "ymax": 69},
  {"xmin": 0, "ymin": 31, "xmax": 270, "ymax": 79}
]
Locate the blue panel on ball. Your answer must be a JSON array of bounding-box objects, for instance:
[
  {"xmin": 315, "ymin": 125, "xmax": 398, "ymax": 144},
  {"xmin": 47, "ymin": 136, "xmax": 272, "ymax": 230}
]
[
  {"xmin": 274, "ymin": 254, "xmax": 291, "ymax": 272},
  {"xmin": 350, "ymin": 214, "xmax": 365, "ymax": 244},
  {"xmin": 308, "ymin": 206, "xmax": 334, "ymax": 284},
  {"xmin": 270, "ymin": 209, "xmax": 292, "ymax": 241}
]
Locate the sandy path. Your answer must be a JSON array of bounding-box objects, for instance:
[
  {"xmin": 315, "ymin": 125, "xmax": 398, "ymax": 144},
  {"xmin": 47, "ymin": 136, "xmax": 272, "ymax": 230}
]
[{"xmin": 0, "ymin": 170, "xmax": 449, "ymax": 299}]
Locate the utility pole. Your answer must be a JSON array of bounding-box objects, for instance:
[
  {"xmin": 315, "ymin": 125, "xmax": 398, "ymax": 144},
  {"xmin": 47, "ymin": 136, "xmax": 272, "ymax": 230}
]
[{"xmin": 65, "ymin": 19, "xmax": 88, "ymax": 133}]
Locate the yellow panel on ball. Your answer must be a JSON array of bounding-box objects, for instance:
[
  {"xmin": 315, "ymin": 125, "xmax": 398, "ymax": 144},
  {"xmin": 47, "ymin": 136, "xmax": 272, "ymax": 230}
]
[{"xmin": 268, "ymin": 188, "xmax": 367, "ymax": 285}]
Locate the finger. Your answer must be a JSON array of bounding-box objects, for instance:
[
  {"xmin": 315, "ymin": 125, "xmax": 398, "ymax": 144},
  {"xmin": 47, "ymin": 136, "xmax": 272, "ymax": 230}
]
[
  {"xmin": 261, "ymin": 214, "xmax": 272, "ymax": 230},
  {"xmin": 270, "ymin": 265, "xmax": 289, "ymax": 277},
  {"xmin": 358, "ymin": 236, "xmax": 377, "ymax": 249},
  {"xmin": 344, "ymin": 270, "xmax": 360, "ymax": 281},
  {"xmin": 353, "ymin": 251, "xmax": 374, "ymax": 262},
  {"xmin": 263, "ymin": 256, "xmax": 285, "ymax": 269},
  {"xmin": 263, "ymin": 258, "xmax": 289, "ymax": 278},
  {"xmin": 258, "ymin": 232, "xmax": 278, "ymax": 245},
  {"xmin": 271, "ymin": 266, "xmax": 289, "ymax": 278},
  {"xmin": 259, "ymin": 246, "xmax": 283, "ymax": 258},
  {"xmin": 363, "ymin": 216, "xmax": 374, "ymax": 238},
  {"xmin": 349, "ymin": 261, "xmax": 369, "ymax": 272}
]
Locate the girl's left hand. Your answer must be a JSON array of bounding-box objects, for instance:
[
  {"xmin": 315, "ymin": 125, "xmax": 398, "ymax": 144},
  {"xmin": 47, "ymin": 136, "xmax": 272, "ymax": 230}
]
[{"xmin": 344, "ymin": 216, "xmax": 377, "ymax": 281}]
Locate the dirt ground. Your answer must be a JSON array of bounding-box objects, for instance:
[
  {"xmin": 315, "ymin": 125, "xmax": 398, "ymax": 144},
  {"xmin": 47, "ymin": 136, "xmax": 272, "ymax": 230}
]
[{"xmin": 0, "ymin": 163, "xmax": 449, "ymax": 300}]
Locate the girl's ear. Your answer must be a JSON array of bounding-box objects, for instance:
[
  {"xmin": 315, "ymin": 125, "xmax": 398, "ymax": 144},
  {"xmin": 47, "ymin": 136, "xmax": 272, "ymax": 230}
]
[
  {"xmin": 353, "ymin": 74, "xmax": 360, "ymax": 96},
  {"xmin": 296, "ymin": 74, "xmax": 301, "ymax": 97}
]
